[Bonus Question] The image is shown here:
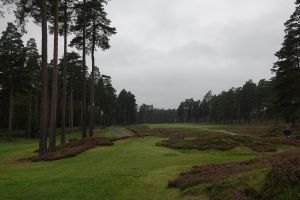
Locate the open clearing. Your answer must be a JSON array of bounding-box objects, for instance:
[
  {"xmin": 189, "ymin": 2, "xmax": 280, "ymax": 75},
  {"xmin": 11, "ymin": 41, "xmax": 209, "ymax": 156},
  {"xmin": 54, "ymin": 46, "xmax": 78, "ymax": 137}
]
[{"xmin": 0, "ymin": 124, "xmax": 299, "ymax": 200}]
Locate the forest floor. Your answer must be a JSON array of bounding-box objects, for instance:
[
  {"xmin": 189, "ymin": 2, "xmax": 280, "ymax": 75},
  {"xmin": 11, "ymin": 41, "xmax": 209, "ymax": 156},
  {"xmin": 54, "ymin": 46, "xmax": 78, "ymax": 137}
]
[{"xmin": 0, "ymin": 124, "xmax": 299, "ymax": 200}]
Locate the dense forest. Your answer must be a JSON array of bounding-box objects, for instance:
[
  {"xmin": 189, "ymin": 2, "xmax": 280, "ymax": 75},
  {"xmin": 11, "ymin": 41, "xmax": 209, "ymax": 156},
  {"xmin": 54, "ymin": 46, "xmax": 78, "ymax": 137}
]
[
  {"xmin": 177, "ymin": 79, "xmax": 274, "ymax": 124},
  {"xmin": 0, "ymin": 0, "xmax": 139, "ymax": 156}
]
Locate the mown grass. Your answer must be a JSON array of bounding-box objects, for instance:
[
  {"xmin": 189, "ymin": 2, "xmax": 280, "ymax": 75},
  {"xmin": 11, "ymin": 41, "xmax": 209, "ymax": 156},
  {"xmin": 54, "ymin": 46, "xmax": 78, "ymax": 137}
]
[
  {"xmin": 145, "ymin": 123, "xmax": 233, "ymax": 130},
  {"xmin": 0, "ymin": 135, "xmax": 273, "ymax": 200}
]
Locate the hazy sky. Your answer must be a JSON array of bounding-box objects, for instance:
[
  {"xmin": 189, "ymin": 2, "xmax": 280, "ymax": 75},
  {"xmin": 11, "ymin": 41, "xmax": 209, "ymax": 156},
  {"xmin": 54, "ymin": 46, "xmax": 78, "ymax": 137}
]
[{"xmin": 0, "ymin": 0, "xmax": 295, "ymax": 108}]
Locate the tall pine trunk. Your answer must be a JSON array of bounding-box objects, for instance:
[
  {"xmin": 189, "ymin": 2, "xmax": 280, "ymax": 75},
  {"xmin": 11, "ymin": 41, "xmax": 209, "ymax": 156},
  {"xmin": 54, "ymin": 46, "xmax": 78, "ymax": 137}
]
[
  {"xmin": 49, "ymin": 0, "xmax": 59, "ymax": 152},
  {"xmin": 61, "ymin": 0, "xmax": 68, "ymax": 145},
  {"xmin": 82, "ymin": 0, "xmax": 87, "ymax": 139},
  {"xmin": 89, "ymin": 22, "xmax": 96, "ymax": 138},
  {"xmin": 27, "ymin": 94, "xmax": 32, "ymax": 138},
  {"xmin": 8, "ymin": 80, "xmax": 13, "ymax": 140},
  {"xmin": 39, "ymin": 0, "xmax": 48, "ymax": 156},
  {"xmin": 70, "ymin": 82, "xmax": 74, "ymax": 133}
]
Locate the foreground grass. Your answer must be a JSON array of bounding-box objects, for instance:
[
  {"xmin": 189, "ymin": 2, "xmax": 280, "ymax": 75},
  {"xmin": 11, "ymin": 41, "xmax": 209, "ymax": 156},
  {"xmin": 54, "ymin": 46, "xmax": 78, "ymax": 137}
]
[{"xmin": 0, "ymin": 135, "xmax": 271, "ymax": 200}]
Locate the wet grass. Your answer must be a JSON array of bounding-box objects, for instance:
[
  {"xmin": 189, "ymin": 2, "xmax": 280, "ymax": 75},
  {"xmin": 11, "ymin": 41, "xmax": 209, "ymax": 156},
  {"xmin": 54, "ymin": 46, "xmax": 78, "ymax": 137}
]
[
  {"xmin": 0, "ymin": 136, "xmax": 272, "ymax": 200},
  {"xmin": 1, "ymin": 124, "xmax": 299, "ymax": 200}
]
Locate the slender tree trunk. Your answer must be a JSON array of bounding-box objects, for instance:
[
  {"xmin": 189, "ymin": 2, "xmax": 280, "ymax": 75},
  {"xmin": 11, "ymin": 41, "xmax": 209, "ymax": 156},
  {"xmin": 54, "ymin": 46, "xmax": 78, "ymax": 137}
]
[
  {"xmin": 61, "ymin": 0, "xmax": 68, "ymax": 145},
  {"xmin": 89, "ymin": 22, "xmax": 96, "ymax": 137},
  {"xmin": 8, "ymin": 80, "xmax": 13, "ymax": 140},
  {"xmin": 35, "ymin": 95, "xmax": 38, "ymax": 124},
  {"xmin": 68, "ymin": 95, "xmax": 71, "ymax": 128},
  {"xmin": 82, "ymin": 0, "xmax": 87, "ymax": 139},
  {"xmin": 27, "ymin": 94, "xmax": 32, "ymax": 138},
  {"xmin": 39, "ymin": 0, "xmax": 48, "ymax": 156},
  {"xmin": 70, "ymin": 82, "xmax": 74, "ymax": 133},
  {"xmin": 49, "ymin": 0, "xmax": 59, "ymax": 153}
]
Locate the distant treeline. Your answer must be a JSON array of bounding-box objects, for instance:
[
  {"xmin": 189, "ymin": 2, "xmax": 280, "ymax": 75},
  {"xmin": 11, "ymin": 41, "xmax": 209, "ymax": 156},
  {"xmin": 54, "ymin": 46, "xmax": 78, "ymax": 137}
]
[
  {"xmin": 137, "ymin": 104, "xmax": 177, "ymax": 124},
  {"xmin": 176, "ymin": 75, "xmax": 298, "ymax": 125},
  {"xmin": 177, "ymin": 79, "xmax": 275, "ymax": 124}
]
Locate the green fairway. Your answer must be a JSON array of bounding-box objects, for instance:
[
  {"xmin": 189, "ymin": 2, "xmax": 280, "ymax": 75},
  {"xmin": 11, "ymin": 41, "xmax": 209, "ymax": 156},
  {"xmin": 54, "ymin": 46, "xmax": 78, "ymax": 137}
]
[
  {"xmin": 0, "ymin": 133, "xmax": 273, "ymax": 200},
  {"xmin": 145, "ymin": 123, "xmax": 232, "ymax": 130}
]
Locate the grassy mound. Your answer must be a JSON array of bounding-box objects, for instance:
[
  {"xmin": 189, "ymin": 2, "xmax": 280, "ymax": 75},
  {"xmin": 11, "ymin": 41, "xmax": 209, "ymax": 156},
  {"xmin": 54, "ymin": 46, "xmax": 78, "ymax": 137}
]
[
  {"xmin": 157, "ymin": 133, "xmax": 276, "ymax": 152},
  {"xmin": 169, "ymin": 150, "xmax": 300, "ymax": 200},
  {"xmin": 168, "ymin": 156, "xmax": 272, "ymax": 190},
  {"xmin": 31, "ymin": 137, "xmax": 113, "ymax": 162}
]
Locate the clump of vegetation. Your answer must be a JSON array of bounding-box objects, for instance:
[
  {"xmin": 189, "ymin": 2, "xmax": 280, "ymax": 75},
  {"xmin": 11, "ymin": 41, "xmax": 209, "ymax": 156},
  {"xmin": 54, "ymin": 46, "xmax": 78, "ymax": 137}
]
[
  {"xmin": 169, "ymin": 150, "xmax": 300, "ymax": 200},
  {"xmin": 31, "ymin": 137, "xmax": 113, "ymax": 162},
  {"xmin": 262, "ymin": 152, "xmax": 300, "ymax": 200},
  {"xmin": 204, "ymin": 169, "xmax": 267, "ymax": 200},
  {"xmin": 168, "ymin": 157, "xmax": 272, "ymax": 190},
  {"xmin": 269, "ymin": 137, "xmax": 300, "ymax": 147},
  {"xmin": 157, "ymin": 132, "xmax": 276, "ymax": 152}
]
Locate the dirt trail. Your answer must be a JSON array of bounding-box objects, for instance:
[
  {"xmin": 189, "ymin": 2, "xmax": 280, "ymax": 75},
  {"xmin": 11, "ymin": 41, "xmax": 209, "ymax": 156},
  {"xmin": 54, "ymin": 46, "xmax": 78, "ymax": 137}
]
[
  {"xmin": 111, "ymin": 126, "xmax": 124, "ymax": 138},
  {"xmin": 201, "ymin": 128, "xmax": 237, "ymax": 136}
]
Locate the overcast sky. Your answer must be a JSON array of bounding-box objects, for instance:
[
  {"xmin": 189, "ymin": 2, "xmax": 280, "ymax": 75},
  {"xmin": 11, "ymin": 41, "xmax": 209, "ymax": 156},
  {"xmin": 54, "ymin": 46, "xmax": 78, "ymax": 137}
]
[{"xmin": 0, "ymin": 0, "xmax": 295, "ymax": 109}]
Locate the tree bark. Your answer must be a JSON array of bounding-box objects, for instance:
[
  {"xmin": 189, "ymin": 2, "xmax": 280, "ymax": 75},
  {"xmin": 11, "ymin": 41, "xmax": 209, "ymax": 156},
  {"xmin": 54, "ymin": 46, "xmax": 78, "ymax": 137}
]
[
  {"xmin": 27, "ymin": 94, "xmax": 32, "ymax": 138},
  {"xmin": 70, "ymin": 82, "xmax": 74, "ymax": 133},
  {"xmin": 61, "ymin": 0, "xmax": 68, "ymax": 145},
  {"xmin": 39, "ymin": 0, "xmax": 48, "ymax": 156},
  {"xmin": 82, "ymin": 0, "xmax": 87, "ymax": 139},
  {"xmin": 49, "ymin": 0, "xmax": 59, "ymax": 153},
  {"xmin": 8, "ymin": 80, "xmax": 13, "ymax": 140},
  {"xmin": 68, "ymin": 95, "xmax": 71, "ymax": 128},
  {"xmin": 89, "ymin": 22, "xmax": 96, "ymax": 138}
]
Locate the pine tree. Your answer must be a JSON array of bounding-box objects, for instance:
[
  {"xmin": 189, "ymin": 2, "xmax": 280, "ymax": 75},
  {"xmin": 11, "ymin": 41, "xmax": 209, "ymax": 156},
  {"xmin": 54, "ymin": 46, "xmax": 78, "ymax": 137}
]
[
  {"xmin": 0, "ymin": 23, "xmax": 26, "ymax": 139},
  {"xmin": 272, "ymin": 0, "xmax": 300, "ymax": 125},
  {"xmin": 70, "ymin": 0, "xmax": 116, "ymax": 137},
  {"xmin": 48, "ymin": 0, "xmax": 60, "ymax": 153},
  {"xmin": 86, "ymin": 0, "xmax": 116, "ymax": 137},
  {"xmin": 70, "ymin": 0, "xmax": 88, "ymax": 138},
  {"xmin": 12, "ymin": 0, "xmax": 49, "ymax": 155},
  {"xmin": 25, "ymin": 38, "xmax": 41, "ymax": 138}
]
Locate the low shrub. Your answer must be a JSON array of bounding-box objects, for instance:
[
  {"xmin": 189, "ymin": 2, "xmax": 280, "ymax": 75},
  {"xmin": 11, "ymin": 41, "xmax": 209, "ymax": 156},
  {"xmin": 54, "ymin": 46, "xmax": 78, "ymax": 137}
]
[
  {"xmin": 32, "ymin": 137, "xmax": 113, "ymax": 162},
  {"xmin": 169, "ymin": 150, "xmax": 300, "ymax": 200},
  {"xmin": 157, "ymin": 133, "xmax": 276, "ymax": 152},
  {"xmin": 262, "ymin": 152, "xmax": 300, "ymax": 200},
  {"xmin": 168, "ymin": 157, "xmax": 271, "ymax": 190}
]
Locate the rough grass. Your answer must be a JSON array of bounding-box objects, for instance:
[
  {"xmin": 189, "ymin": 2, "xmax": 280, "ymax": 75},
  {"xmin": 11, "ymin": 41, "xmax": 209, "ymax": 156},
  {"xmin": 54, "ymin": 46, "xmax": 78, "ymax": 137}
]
[
  {"xmin": 169, "ymin": 150, "xmax": 300, "ymax": 200},
  {"xmin": 262, "ymin": 151, "xmax": 300, "ymax": 200},
  {"xmin": 156, "ymin": 132, "xmax": 277, "ymax": 152},
  {"xmin": 168, "ymin": 154, "xmax": 274, "ymax": 190}
]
